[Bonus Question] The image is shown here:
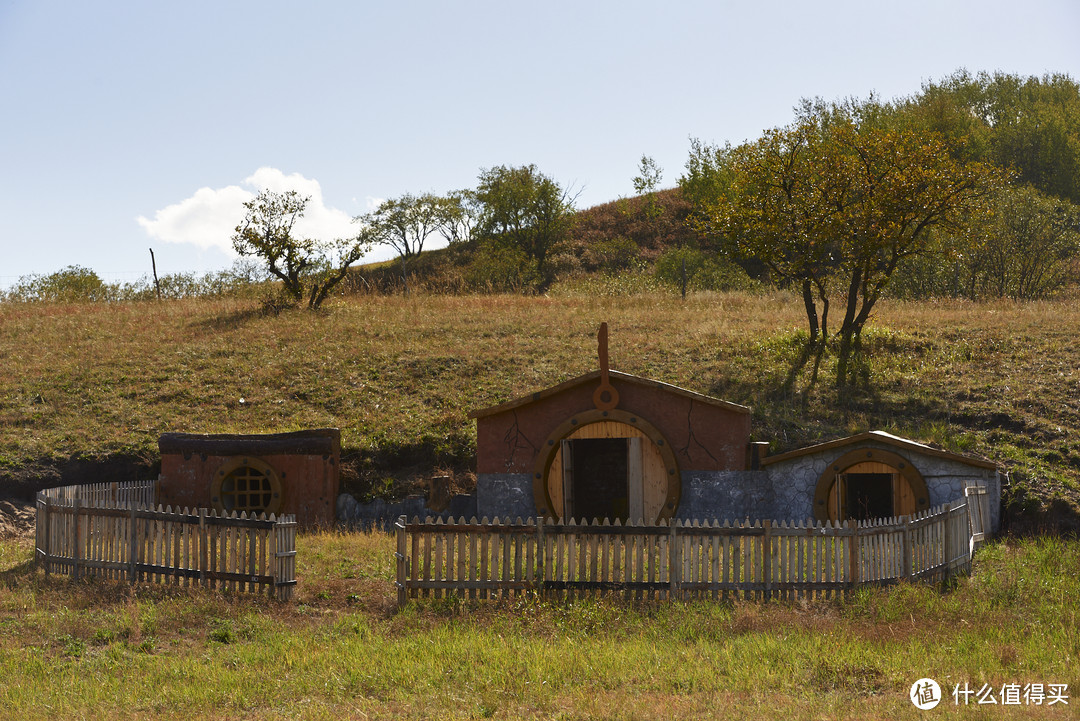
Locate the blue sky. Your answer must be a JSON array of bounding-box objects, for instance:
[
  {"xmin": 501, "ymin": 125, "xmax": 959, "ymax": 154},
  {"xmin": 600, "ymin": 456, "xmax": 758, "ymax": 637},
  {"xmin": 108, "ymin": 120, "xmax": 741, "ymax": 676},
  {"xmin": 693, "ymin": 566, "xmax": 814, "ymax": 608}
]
[{"xmin": 2, "ymin": 0, "xmax": 1078, "ymax": 288}]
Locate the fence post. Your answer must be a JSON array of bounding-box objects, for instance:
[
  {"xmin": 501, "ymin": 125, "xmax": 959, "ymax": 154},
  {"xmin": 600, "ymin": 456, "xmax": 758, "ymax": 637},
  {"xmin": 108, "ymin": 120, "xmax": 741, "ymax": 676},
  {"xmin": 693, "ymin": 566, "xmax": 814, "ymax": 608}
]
[
  {"xmin": 762, "ymin": 519, "xmax": 772, "ymax": 601},
  {"xmin": 964, "ymin": 485, "xmax": 987, "ymax": 551},
  {"xmin": 668, "ymin": 521, "xmax": 679, "ymax": 599},
  {"xmin": 846, "ymin": 519, "xmax": 859, "ymax": 589},
  {"xmin": 273, "ymin": 516, "xmax": 297, "ymax": 602},
  {"xmin": 942, "ymin": 502, "xmax": 954, "ymax": 581},
  {"xmin": 902, "ymin": 515, "xmax": 913, "ymax": 580},
  {"xmin": 129, "ymin": 503, "xmax": 138, "ymax": 584},
  {"xmin": 198, "ymin": 508, "xmax": 207, "ymax": 587},
  {"xmin": 395, "ymin": 515, "xmax": 407, "ymax": 608},
  {"xmin": 38, "ymin": 496, "xmax": 50, "ymax": 575},
  {"xmin": 536, "ymin": 516, "xmax": 545, "ymax": 592},
  {"xmin": 72, "ymin": 498, "xmax": 81, "ymax": 581}
]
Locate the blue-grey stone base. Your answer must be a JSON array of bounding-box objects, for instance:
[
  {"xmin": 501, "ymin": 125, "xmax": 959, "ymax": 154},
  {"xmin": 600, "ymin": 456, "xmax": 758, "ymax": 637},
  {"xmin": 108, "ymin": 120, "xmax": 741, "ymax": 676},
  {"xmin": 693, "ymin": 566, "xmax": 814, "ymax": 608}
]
[
  {"xmin": 335, "ymin": 454, "xmax": 1000, "ymax": 533},
  {"xmin": 476, "ymin": 473, "xmax": 536, "ymax": 521},
  {"xmin": 336, "ymin": 491, "xmax": 478, "ymax": 530},
  {"xmin": 675, "ymin": 470, "xmax": 815, "ymax": 524}
]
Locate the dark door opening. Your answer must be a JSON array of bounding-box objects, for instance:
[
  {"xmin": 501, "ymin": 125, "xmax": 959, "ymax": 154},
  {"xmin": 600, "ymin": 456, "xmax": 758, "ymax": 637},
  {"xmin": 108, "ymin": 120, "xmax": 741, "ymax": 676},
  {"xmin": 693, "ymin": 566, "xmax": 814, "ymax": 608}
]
[
  {"xmin": 569, "ymin": 438, "xmax": 629, "ymax": 522},
  {"xmin": 844, "ymin": 473, "xmax": 894, "ymax": 521}
]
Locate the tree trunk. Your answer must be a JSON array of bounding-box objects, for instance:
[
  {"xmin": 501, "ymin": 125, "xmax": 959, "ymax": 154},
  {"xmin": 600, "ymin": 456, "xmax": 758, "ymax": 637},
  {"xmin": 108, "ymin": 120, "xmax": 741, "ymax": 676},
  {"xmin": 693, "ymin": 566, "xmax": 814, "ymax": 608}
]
[
  {"xmin": 801, "ymin": 279, "xmax": 819, "ymax": 347},
  {"xmin": 835, "ymin": 268, "xmax": 863, "ymax": 389},
  {"xmin": 819, "ymin": 290, "xmax": 830, "ymax": 341}
]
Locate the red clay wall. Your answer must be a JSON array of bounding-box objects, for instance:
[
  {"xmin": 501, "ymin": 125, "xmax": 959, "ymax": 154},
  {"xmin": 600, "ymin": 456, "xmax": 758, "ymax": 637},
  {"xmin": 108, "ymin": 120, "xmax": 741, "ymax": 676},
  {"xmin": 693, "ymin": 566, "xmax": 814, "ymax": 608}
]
[
  {"xmin": 157, "ymin": 429, "xmax": 339, "ymax": 527},
  {"xmin": 476, "ymin": 377, "xmax": 751, "ymax": 475}
]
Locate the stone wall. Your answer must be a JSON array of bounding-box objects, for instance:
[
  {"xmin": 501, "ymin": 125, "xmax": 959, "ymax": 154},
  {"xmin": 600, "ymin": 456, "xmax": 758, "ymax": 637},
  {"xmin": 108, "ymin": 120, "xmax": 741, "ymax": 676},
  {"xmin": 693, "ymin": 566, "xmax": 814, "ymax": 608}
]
[
  {"xmin": 336, "ymin": 491, "xmax": 478, "ymax": 530},
  {"xmin": 335, "ymin": 473, "xmax": 536, "ymax": 529},
  {"xmin": 676, "ymin": 471, "xmax": 776, "ymax": 522},
  {"xmin": 476, "ymin": 473, "xmax": 536, "ymax": 520},
  {"xmin": 337, "ymin": 444, "xmax": 1001, "ymax": 531},
  {"xmin": 763, "ymin": 440, "xmax": 1001, "ymax": 531}
]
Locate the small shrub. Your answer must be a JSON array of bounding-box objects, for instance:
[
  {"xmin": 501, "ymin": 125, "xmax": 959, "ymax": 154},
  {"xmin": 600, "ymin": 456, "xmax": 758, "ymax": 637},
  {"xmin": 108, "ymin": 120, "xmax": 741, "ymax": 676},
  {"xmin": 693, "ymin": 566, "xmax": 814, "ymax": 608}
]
[
  {"xmin": 59, "ymin": 634, "xmax": 86, "ymax": 657},
  {"xmin": 132, "ymin": 637, "xmax": 156, "ymax": 654},
  {"xmin": 463, "ymin": 240, "xmax": 540, "ymax": 292},
  {"xmin": 6, "ymin": 266, "xmax": 115, "ymax": 302},
  {"xmin": 582, "ymin": 235, "xmax": 639, "ymax": 273},
  {"xmin": 3, "ymin": 260, "xmax": 273, "ymax": 303},
  {"xmin": 91, "ymin": 628, "xmax": 116, "ymax": 646},
  {"xmin": 654, "ymin": 247, "xmax": 757, "ymax": 293},
  {"xmin": 208, "ymin": 619, "xmax": 236, "ymax": 644}
]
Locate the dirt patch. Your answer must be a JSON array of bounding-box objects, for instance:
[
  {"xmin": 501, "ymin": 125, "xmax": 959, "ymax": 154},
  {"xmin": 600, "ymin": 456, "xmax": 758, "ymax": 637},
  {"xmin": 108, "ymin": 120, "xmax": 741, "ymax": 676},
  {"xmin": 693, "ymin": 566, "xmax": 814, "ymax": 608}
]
[
  {"xmin": 0, "ymin": 454, "xmax": 158, "ymax": 500},
  {"xmin": 0, "ymin": 498, "xmax": 35, "ymax": 539},
  {"xmin": 1002, "ymin": 490, "xmax": 1080, "ymax": 537}
]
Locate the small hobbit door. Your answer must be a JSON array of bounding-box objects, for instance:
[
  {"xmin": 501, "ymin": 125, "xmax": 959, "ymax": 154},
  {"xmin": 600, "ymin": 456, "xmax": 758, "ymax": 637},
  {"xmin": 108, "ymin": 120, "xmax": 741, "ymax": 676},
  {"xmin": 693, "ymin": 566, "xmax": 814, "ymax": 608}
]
[
  {"xmin": 825, "ymin": 461, "xmax": 918, "ymax": 522},
  {"xmin": 560, "ymin": 437, "xmax": 643, "ymax": 523},
  {"xmin": 544, "ymin": 420, "xmax": 672, "ymax": 523}
]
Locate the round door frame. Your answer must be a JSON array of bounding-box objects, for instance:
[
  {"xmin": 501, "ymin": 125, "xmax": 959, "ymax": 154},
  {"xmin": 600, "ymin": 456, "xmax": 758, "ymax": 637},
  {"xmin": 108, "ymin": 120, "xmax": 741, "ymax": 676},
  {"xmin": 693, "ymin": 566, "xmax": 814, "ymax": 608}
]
[
  {"xmin": 210, "ymin": 455, "xmax": 285, "ymax": 516},
  {"xmin": 531, "ymin": 408, "xmax": 681, "ymax": 522},
  {"xmin": 812, "ymin": 447, "xmax": 929, "ymax": 522}
]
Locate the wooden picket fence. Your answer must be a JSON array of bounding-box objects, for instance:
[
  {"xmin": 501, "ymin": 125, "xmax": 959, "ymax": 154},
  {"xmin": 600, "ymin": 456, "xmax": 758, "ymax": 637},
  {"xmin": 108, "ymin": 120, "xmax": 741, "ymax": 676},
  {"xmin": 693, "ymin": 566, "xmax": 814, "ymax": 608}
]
[
  {"xmin": 396, "ymin": 498, "xmax": 983, "ymax": 606},
  {"xmin": 35, "ymin": 481, "xmax": 297, "ymax": 600},
  {"xmin": 965, "ymin": 484, "xmax": 989, "ymax": 553}
]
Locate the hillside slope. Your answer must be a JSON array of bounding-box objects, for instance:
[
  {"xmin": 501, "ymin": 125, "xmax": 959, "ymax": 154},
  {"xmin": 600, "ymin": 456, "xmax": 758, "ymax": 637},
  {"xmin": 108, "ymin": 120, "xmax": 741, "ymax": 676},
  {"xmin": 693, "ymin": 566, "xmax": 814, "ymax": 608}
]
[
  {"xmin": 567, "ymin": 188, "xmax": 699, "ymax": 262},
  {"xmin": 1, "ymin": 292, "xmax": 1077, "ymax": 532}
]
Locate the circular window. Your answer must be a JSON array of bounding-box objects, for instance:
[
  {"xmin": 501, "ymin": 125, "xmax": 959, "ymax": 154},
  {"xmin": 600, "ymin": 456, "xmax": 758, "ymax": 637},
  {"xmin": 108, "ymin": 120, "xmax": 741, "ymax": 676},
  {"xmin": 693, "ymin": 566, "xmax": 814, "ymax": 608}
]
[{"xmin": 210, "ymin": 457, "xmax": 283, "ymax": 516}]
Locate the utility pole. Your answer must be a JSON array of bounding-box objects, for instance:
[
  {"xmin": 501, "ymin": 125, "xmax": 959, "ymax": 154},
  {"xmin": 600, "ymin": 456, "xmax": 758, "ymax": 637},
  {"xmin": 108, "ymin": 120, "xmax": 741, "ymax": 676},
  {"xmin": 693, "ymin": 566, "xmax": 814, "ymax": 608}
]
[{"xmin": 149, "ymin": 248, "xmax": 161, "ymax": 300}]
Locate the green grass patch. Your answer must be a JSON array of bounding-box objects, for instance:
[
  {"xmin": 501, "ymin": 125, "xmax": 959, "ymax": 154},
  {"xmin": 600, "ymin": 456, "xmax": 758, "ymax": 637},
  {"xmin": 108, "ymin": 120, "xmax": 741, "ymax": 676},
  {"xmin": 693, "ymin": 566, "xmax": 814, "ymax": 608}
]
[{"xmin": 1, "ymin": 531, "xmax": 1077, "ymax": 719}]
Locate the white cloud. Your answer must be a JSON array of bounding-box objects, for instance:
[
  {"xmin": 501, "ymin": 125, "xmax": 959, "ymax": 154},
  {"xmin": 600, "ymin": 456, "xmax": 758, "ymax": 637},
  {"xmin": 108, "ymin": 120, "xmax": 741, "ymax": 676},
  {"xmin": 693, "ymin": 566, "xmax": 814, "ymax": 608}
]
[
  {"xmin": 136, "ymin": 184, "xmax": 251, "ymax": 253},
  {"xmin": 351, "ymin": 196, "xmax": 386, "ymax": 212},
  {"xmin": 137, "ymin": 168, "xmax": 358, "ymax": 255}
]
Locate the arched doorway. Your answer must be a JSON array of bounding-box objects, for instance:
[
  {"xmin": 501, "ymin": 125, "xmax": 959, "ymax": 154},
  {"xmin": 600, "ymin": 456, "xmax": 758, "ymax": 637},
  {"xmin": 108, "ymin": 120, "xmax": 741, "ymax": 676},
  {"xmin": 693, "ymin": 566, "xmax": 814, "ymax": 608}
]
[
  {"xmin": 813, "ymin": 448, "xmax": 930, "ymax": 522},
  {"xmin": 532, "ymin": 409, "xmax": 680, "ymax": 523}
]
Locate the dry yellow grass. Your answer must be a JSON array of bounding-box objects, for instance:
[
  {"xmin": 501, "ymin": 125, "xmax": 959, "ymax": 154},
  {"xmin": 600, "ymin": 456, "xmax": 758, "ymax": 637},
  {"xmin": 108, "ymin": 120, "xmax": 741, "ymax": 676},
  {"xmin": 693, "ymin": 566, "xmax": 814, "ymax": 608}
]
[{"xmin": 1, "ymin": 291, "xmax": 1078, "ymax": 527}]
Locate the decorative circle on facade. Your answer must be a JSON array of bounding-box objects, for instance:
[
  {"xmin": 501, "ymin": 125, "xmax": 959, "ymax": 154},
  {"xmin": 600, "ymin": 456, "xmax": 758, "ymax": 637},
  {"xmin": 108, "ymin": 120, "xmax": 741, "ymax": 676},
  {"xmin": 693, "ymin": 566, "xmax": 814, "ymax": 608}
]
[
  {"xmin": 592, "ymin": 384, "xmax": 620, "ymax": 411},
  {"xmin": 210, "ymin": 456, "xmax": 284, "ymax": 516}
]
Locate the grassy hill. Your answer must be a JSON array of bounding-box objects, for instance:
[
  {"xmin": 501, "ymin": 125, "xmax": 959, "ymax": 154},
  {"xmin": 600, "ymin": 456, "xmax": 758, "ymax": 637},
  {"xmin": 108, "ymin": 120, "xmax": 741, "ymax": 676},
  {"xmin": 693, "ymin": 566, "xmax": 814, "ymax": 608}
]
[
  {"xmin": 1, "ymin": 290, "xmax": 1078, "ymax": 532},
  {"xmin": 565, "ymin": 188, "xmax": 700, "ymax": 262},
  {"xmin": 344, "ymin": 188, "xmax": 711, "ymax": 295}
]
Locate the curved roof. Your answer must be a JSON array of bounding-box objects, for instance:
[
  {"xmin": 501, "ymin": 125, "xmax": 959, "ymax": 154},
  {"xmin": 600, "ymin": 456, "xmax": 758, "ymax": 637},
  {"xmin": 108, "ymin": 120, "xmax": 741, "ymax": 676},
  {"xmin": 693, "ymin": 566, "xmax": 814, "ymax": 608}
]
[
  {"xmin": 761, "ymin": 430, "xmax": 997, "ymax": 470},
  {"xmin": 469, "ymin": 369, "xmax": 751, "ymax": 419}
]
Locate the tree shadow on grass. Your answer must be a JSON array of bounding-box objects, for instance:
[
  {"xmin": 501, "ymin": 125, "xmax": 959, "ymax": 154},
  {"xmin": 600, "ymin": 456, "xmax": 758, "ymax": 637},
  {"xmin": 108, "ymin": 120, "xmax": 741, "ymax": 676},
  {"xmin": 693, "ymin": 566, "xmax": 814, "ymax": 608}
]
[
  {"xmin": 0, "ymin": 557, "xmax": 38, "ymax": 588},
  {"xmin": 779, "ymin": 341, "xmax": 828, "ymax": 398},
  {"xmin": 190, "ymin": 305, "xmax": 283, "ymax": 332}
]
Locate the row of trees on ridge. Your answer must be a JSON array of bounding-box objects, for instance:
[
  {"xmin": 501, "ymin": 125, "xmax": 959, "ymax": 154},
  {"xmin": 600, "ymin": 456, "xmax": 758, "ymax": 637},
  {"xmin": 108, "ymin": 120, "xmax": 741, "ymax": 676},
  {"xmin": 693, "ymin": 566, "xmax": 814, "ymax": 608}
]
[
  {"xmin": 230, "ymin": 164, "xmax": 578, "ymax": 308},
  {"xmin": 8, "ymin": 71, "xmax": 1079, "ymax": 331}
]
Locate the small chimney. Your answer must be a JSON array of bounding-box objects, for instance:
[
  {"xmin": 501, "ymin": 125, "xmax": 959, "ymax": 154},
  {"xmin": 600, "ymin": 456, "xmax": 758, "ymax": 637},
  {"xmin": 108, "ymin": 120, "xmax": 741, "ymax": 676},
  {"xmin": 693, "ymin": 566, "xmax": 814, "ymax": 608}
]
[{"xmin": 749, "ymin": 441, "xmax": 770, "ymax": 470}]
